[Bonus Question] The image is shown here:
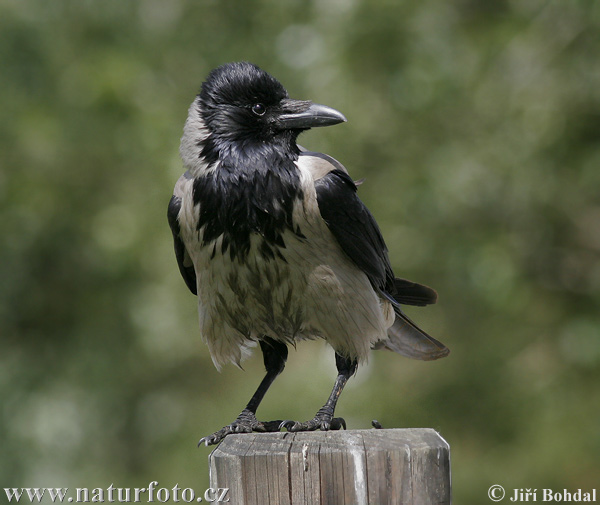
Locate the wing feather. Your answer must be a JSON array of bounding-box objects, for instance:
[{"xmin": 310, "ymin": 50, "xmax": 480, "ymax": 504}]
[
  {"xmin": 302, "ymin": 152, "xmax": 449, "ymax": 360},
  {"xmin": 313, "ymin": 166, "xmax": 395, "ymax": 294},
  {"xmin": 168, "ymin": 180, "xmax": 197, "ymax": 295}
]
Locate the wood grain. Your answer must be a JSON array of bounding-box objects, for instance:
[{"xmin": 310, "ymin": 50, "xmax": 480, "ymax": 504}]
[{"xmin": 208, "ymin": 428, "xmax": 451, "ymax": 504}]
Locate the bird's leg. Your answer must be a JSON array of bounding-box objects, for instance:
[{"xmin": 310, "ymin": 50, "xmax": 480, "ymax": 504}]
[
  {"xmin": 281, "ymin": 352, "xmax": 358, "ymax": 432},
  {"xmin": 198, "ymin": 338, "xmax": 288, "ymax": 446}
]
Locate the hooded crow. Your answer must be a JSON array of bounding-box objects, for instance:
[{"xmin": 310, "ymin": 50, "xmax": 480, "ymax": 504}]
[{"xmin": 168, "ymin": 62, "xmax": 449, "ymax": 446}]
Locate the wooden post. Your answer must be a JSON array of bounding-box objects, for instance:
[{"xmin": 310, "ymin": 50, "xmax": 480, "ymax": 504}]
[{"xmin": 209, "ymin": 428, "xmax": 451, "ymax": 504}]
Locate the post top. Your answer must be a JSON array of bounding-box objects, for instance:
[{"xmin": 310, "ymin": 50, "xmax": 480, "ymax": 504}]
[
  {"xmin": 211, "ymin": 427, "xmax": 449, "ymax": 457},
  {"xmin": 209, "ymin": 428, "xmax": 451, "ymax": 504}
]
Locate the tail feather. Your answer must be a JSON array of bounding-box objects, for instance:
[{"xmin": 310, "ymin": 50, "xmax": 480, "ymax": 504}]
[
  {"xmin": 373, "ymin": 309, "xmax": 449, "ymax": 361},
  {"xmin": 392, "ymin": 278, "xmax": 438, "ymax": 306}
]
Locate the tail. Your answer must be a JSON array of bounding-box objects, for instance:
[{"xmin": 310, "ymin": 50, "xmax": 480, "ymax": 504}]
[
  {"xmin": 392, "ymin": 278, "xmax": 438, "ymax": 306},
  {"xmin": 373, "ymin": 308, "xmax": 449, "ymax": 361}
]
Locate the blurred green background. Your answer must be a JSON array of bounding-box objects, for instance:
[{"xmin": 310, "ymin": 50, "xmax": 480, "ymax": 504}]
[{"xmin": 1, "ymin": 0, "xmax": 599, "ymax": 503}]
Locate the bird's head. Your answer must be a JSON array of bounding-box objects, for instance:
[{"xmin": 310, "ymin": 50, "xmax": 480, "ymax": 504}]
[{"xmin": 180, "ymin": 62, "xmax": 346, "ymax": 171}]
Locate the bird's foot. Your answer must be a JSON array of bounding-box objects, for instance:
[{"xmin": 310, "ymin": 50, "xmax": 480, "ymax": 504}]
[
  {"xmin": 279, "ymin": 407, "xmax": 346, "ymax": 432},
  {"xmin": 198, "ymin": 409, "xmax": 282, "ymax": 447}
]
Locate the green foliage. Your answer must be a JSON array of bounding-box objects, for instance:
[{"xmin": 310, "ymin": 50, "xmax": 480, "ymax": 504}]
[{"xmin": 1, "ymin": 0, "xmax": 599, "ymax": 502}]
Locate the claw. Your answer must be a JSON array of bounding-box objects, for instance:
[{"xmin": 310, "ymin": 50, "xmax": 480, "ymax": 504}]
[
  {"xmin": 331, "ymin": 417, "xmax": 346, "ymax": 430},
  {"xmin": 199, "ymin": 411, "xmax": 283, "ymax": 447},
  {"xmin": 279, "ymin": 414, "xmax": 347, "ymax": 432},
  {"xmin": 257, "ymin": 420, "xmax": 283, "ymax": 432},
  {"xmin": 279, "ymin": 420, "xmax": 295, "ymax": 431},
  {"xmin": 198, "ymin": 427, "xmax": 230, "ymax": 447},
  {"xmin": 198, "ymin": 433, "xmax": 220, "ymax": 447}
]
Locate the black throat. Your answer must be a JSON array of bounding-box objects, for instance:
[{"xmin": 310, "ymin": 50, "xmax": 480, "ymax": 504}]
[{"xmin": 193, "ymin": 142, "xmax": 305, "ymax": 262}]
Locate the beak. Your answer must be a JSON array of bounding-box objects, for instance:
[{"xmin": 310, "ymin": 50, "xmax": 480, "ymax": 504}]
[{"xmin": 277, "ymin": 100, "xmax": 347, "ymax": 129}]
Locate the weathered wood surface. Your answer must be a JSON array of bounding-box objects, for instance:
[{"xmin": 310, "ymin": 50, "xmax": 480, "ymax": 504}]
[{"xmin": 209, "ymin": 428, "xmax": 451, "ymax": 505}]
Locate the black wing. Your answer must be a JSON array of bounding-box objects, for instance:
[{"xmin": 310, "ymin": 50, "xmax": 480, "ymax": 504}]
[
  {"xmin": 310, "ymin": 159, "xmax": 437, "ymax": 306},
  {"xmin": 314, "ymin": 168, "xmax": 396, "ymax": 296},
  {"xmin": 309, "ymin": 155, "xmax": 448, "ymax": 360},
  {"xmin": 167, "ymin": 194, "xmax": 197, "ymax": 295},
  {"xmin": 312, "ymin": 164, "xmax": 448, "ymax": 360}
]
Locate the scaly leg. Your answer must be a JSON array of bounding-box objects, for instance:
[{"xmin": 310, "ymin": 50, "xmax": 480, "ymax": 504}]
[
  {"xmin": 198, "ymin": 338, "xmax": 288, "ymax": 446},
  {"xmin": 280, "ymin": 352, "xmax": 357, "ymax": 432}
]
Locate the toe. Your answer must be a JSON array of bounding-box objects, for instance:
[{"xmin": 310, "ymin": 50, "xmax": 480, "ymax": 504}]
[
  {"xmin": 279, "ymin": 420, "xmax": 295, "ymax": 431},
  {"xmin": 198, "ymin": 426, "xmax": 231, "ymax": 447},
  {"xmin": 200, "ymin": 413, "xmax": 284, "ymax": 446},
  {"xmin": 256, "ymin": 420, "xmax": 283, "ymax": 432},
  {"xmin": 330, "ymin": 417, "xmax": 346, "ymax": 430},
  {"xmin": 289, "ymin": 422, "xmax": 307, "ymax": 432},
  {"xmin": 198, "ymin": 433, "xmax": 220, "ymax": 447}
]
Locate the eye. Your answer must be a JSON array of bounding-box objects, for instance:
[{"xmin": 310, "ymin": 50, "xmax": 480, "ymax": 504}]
[{"xmin": 251, "ymin": 103, "xmax": 266, "ymax": 116}]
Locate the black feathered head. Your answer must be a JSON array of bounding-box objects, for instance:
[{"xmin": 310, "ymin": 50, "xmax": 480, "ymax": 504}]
[
  {"xmin": 198, "ymin": 62, "xmax": 292, "ymax": 143},
  {"xmin": 199, "ymin": 62, "xmax": 345, "ymax": 143},
  {"xmin": 180, "ymin": 62, "xmax": 346, "ymax": 170}
]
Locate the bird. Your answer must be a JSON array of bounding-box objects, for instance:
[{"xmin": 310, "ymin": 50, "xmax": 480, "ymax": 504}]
[{"xmin": 168, "ymin": 62, "xmax": 449, "ymax": 447}]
